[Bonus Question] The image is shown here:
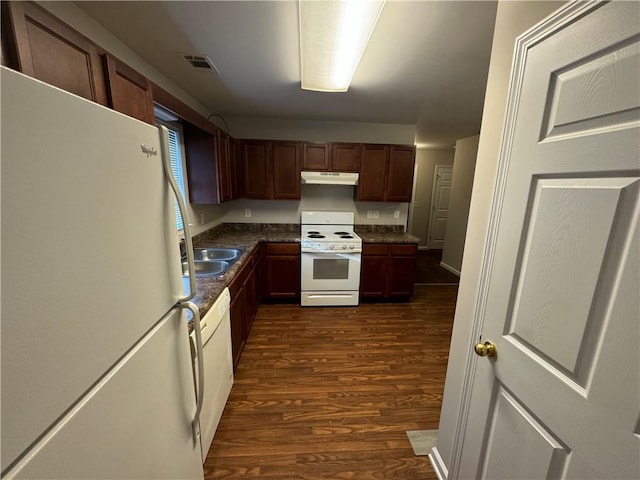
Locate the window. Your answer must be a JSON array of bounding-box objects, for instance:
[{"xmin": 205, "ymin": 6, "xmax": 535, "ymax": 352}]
[{"xmin": 158, "ymin": 121, "xmax": 186, "ymax": 231}]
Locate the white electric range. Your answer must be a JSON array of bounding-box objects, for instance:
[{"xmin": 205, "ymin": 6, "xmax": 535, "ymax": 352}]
[{"xmin": 300, "ymin": 211, "xmax": 362, "ymax": 306}]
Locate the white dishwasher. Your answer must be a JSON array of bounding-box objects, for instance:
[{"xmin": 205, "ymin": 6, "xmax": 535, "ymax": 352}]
[{"xmin": 190, "ymin": 287, "xmax": 233, "ymax": 462}]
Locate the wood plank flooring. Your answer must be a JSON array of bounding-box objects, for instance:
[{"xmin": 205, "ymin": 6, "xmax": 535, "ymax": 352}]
[
  {"xmin": 204, "ymin": 285, "xmax": 458, "ymax": 479},
  {"xmin": 415, "ymin": 250, "xmax": 460, "ymax": 285}
]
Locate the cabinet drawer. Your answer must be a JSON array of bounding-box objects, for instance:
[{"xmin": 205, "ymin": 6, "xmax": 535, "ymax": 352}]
[
  {"xmin": 362, "ymin": 243, "xmax": 388, "ymax": 256},
  {"xmin": 390, "ymin": 244, "xmax": 418, "ymax": 256},
  {"xmin": 265, "ymin": 243, "xmax": 300, "ymax": 255}
]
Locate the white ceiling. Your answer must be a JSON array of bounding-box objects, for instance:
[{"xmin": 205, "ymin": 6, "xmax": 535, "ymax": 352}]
[{"xmin": 76, "ymin": 1, "xmax": 498, "ymax": 148}]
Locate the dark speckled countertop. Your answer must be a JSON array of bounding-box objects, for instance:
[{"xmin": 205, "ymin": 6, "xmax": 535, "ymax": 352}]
[{"xmin": 187, "ymin": 223, "xmax": 419, "ymax": 320}]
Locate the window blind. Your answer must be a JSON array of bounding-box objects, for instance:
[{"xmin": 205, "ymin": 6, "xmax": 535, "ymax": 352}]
[{"xmin": 165, "ymin": 127, "xmax": 185, "ymax": 231}]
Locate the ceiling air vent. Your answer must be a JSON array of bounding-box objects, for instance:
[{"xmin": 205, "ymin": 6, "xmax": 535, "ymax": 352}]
[{"xmin": 178, "ymin": 53, "xmax": 220, "ymax": 75}]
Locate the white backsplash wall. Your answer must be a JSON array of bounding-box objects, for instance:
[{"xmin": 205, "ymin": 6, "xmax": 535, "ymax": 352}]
[{"xmin": 221, "ymin": 184, "xmax": 409, "ymax": 227}]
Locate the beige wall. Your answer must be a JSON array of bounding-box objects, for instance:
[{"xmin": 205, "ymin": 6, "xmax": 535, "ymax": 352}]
[
  {"xmin": 440, "ymin": 135, "xmax": 479, "ymax": 273},
  {"xmin": 433, "ymin": 1, "xmax": 566, "ymax": 477},
  {"xmin": 409, "ymin": 149, "xmax": 455, "ymax": 247}
]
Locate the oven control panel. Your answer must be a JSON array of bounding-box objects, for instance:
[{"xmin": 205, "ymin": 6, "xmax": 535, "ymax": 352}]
[{"xmin": 301, "ymin": 242, "xmax": 362, "ymax": 254}]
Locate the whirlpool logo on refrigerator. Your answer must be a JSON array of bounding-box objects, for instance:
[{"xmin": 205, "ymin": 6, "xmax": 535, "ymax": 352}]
[{"xmin": 140, "ymin": 144, "xmax": 158, "ymax": 157}]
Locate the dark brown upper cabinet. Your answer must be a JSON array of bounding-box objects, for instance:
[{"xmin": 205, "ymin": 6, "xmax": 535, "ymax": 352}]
[
  {"xmin": 331, "ymin": 143, "xmax": 361, "ymax": 172},
  {"xmin": 184, "ymin": 125, "xmax": 221, "ymax": 204},
  {"xmin": 302, "ymin": 142, "xmax": 361, "ymax": 172},
  {"xmin": 357, "ymin": 144, "xmax": 415, "ymax": 202},
  {"xmin": 302, "ymin": 142, "xmax": 330, "ymax": 171},
  {"xmin": 104, "ymin": 54, "xmax": 154, "ymax": 124},
  {"xmin": 184, "ymin": 126, "xmax": 242, "ymax": 204},
  {"xmin": 230, "ymin": 136, "xmax": 245, "ymax": 199},
  {"xmin": 357, "ymin": 144, "xmax": 388, "ymax": 201},
  {"xmin": 243, "ymin": 140, "xmax": 272, "ymax": 199},
  {"xmin": 1, "ymin": 1, "xmax": 108, "ymax": 106},
  {"xmin": 385, "ymin": 145, "xmax": 416, "ymax": 202},
  {"xmin": 216, "ymin": 129, "xmax": 233, "ymax": 202},
  {"xmin": 272, "ymin": 141, "xmax": 301, "ymax": 200},
  {"xmin": 242, "ymin": 140, "xmax": 301, "ymax": 200}
]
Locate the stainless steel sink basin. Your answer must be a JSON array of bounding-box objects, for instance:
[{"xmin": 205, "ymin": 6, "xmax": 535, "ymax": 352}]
[
  {"xmin": 182, "ymin": 248, "xmax": 244, "ymax": 277},
  {"xmin": 194, "ymin": 248, "xmax": 243, "ymax": 262},
  {"xmin": 182, "ymin": 260, "xmax": 229, "ymax": 277}
]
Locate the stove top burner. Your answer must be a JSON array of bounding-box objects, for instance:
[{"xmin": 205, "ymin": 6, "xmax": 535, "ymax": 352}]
[
  {"xmin": 307, "ymin": 234, "xmax": 325, "ymax": 239},
  {"xmin": 334, "ymin": 231, "xmax": 350, "ymax": 235},
  {"xmin": 307, "ymin": 231, "xmax": 321, "ymax": 235},
  {"xmin": 339, "ymin": 235, "xmax": 354, "ymax": 239}
]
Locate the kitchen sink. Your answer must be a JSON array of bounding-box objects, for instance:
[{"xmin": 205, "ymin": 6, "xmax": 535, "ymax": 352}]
[
  {"xmin": 194, "ymin": 248, "xmax": 243, "ymax": 262},
  {"xmin": 182, "ymin": 260, "xmax": 229, "ymax": 277},
  {"xmin": 182, "ymin": 248, "xmax": 244, "ymax": 277}
]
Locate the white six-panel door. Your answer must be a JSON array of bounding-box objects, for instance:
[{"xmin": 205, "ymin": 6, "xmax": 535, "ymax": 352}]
[
  {"xmin": 458, "ymin": 2, "xmax": 640, "ymax": 478},
  {"xmin": 428, "ymin": 165, "xmax": 453, "ymax": 249}
]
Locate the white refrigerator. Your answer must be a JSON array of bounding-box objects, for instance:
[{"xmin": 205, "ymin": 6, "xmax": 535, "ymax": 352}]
[{"xmin": 1, "ymin": 67, "xmax": 205, "ymax": 479}]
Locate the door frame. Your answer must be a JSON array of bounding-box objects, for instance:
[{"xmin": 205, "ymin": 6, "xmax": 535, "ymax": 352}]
[
  {"xmin": 426, "ymin": 164, "xmax": 453, "ymax": 250},
  {"xmin": 444, "ymin": 2, "xmax": 604, "ymax": 478}
]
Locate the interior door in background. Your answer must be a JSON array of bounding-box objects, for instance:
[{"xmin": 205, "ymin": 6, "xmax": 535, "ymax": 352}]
[
  {"xmin": 457, "ymin": 2, "xmax": 640, "ymax": 478},
  {"xmin": 427, "ymin": 165, "xmax": 452, "ymax": 249}
]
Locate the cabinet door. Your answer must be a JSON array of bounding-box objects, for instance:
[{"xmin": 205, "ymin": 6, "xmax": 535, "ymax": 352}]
[
  {"xmin": 265, "ymin": 244, "xmax": 300, "ymax": 299},
  {"xmin": 243, "ymin": 266, "xmax": 257, "ymax": 335},
  {"xmin": 332, "ymin": 143, "xmax": 361, "ymax": 172},
  {"xmin": 216, "ymin": 130, "xmax": 232, "ymax": 202},
  {"xmin": 255, "ymin": 243, "xmax": 266, "ymax": 302},
  {"xmin": 229, "ymin": 289, "xmax": 245, "ymax": 370},
  {"xmin": 385, "ymin": 145, "xmax": 416, "ymax": 202},
  {"xmin": 243, "ymin": 140, "xmax": 272, "ymax": 199},
  {"xmin": 266, "ymin": 255, "xmax": 300, "ymax": 298},
  {"xmin": 357, "ymin": 144, "xmax": 388, "ymax": 201},
  {"xmin": 272, "ymin": 141, "xmax": 301, "ymax": 200},
  {"xmin": 2, "ymin": 1, "xmax": 108, "ymax": 106},
  {"xmin": 387, "ymin": 244, "xmax": 418, "ymax": 297},
  {"xmin": 230, "ymin": 136, "xmax": 245, "ymax": 199},
  {"xmin": 359, "ymin": 244, "xmax": 388, "ymax": 298},
  {"xmin": 104, "ymin": 54, "xmax": 154, "ymax": 124},
  {"xmin": 184, "ymin": 125, "xmax": 221, "ymax": 204},
  {"xmin": 302, "ymin": 142, "xmax": 330, "ymax": 171}
]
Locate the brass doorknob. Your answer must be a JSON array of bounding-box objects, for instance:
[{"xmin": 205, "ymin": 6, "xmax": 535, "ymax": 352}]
[{"xmin": 474, "ymin": 341, "xmax": 497, "ymax": 358}]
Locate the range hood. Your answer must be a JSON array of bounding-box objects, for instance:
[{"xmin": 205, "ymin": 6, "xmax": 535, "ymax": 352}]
[{"xmin": 301, "ymin": 171, "xmax": 359, "ymax": 185}]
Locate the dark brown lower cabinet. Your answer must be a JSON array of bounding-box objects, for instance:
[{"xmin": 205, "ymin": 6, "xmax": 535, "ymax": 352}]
[
  {"xmin": 360, "ymin": 243, "xmax": 418, "ymax": 300},
  {"xmin": 360, "ymin": 244, "xmax": 388, "ymax": 297},
  {"xmin": 243, "ymin": 261, "xmax": 257, "ymax": 335},
  {"xmin": 265, "ymin": 243, "xmax": 300, "ymax": 299},
  {"xmin": 228, "ymin": 247, "xmax": 259, "ymax": 370},
  {"xmin": 228, "ymin": 288, "xmax": 245, "ymax": 369}
]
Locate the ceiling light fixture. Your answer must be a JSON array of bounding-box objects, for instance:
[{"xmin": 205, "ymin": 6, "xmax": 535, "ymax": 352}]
[{"xmin": 299, "ymin": 0, "xmax": 386, "ymax": 92}]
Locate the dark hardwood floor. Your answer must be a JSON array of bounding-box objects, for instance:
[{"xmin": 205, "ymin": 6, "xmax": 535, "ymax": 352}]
[
  {"xmin": 204, "ymin": 285, "xmax": 458, "ymax": 479},
  {"xmin": 415, "ymin": 250, "xmax": 459, "ymax": 285}
]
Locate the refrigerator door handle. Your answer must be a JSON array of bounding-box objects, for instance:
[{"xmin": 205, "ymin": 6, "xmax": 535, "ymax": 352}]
[
  {"xmin": 159, "ymin": 125, "xmax": 196, "ymax": 303},
  {"xmin": 178, "ymin": 301, "xmax": 204, "ymax": 444}
]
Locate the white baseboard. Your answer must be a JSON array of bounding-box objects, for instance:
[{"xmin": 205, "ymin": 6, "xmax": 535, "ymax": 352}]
[
  {"xmin": 429, "ymin": 446, "xmax": 448, "ymax": 480},
  {"xmin": 440, "ymin": 261, "xmax": 461, "ymax": 277}
]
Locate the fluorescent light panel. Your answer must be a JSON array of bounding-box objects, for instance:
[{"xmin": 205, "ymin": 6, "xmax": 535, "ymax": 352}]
[{"xmin": 299, "ymin": 0, "xmax": 385, "ymax": 92}]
